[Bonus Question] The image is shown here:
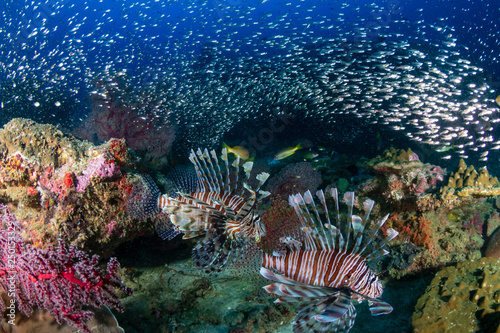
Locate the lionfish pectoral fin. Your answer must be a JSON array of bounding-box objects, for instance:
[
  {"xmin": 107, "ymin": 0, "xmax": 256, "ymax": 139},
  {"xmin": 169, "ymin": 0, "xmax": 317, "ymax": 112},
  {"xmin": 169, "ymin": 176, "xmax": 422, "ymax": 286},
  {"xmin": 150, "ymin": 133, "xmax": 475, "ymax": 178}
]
[
  {"xmin": 210, "ymin": 196, "xmax": 236, "ymax": 218},
  {"xmin": 314, "ymin": 291, "xmax": 352, "ymax": 323},
  {"xmin": 294, "ymin": 294, "xmax": 357, "ymax": 333},
  {"xmin": 181, "ymin": 231, "xmax": 205, "ymax": 239},
  {"xmin": 192, "ymin": 233, "xmax": 231, "ymax": 273},
  {"xmin": 264, "ymin": 282, "xmax": 331, "ymax": 298},
  {"xmin": 368, "ymin": 300, "xmax": 393, "ymax": 316},
  {"xmin": 153, "ymin": 212, "xmax": 180, "ymax": 241},
  {"xmin": 260, "ymin": 268, "xmax": 314, "ymax": 287},
  {"xmin": 126, "ymin": 174, "xmax": 161, "ymax": 220}
]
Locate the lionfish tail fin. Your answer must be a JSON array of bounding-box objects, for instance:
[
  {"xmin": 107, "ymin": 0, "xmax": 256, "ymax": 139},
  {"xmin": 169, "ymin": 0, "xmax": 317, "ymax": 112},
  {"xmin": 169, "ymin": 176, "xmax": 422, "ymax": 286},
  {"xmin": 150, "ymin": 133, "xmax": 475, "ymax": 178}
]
[{"xmin": 126, "ymin": 174, "xmax": 161, "ymax": 220}]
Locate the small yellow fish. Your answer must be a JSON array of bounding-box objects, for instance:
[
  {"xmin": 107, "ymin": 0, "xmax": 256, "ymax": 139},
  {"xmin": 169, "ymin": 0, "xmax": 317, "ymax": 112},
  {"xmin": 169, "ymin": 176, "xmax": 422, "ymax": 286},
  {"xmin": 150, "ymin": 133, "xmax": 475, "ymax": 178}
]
[
  {"xmin": 223, "ymin": 143, "xmax": 250, "ymax": 160},
  {"xmin": 496, "ymin": 95, "xmax": 500, "ymax": 107},
  {"xmin": 274, "ymin": 143, "xmax": 302, "ymax": 160},
  {"xmin": 303, "ymin": 152, "xmax": 319, "ymax": 160}
]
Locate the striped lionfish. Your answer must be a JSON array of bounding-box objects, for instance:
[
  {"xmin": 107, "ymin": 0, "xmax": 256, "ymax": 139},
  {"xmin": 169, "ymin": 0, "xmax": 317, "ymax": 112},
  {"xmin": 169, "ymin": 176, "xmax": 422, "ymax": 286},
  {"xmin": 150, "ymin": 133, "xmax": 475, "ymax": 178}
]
[
  {"xmin": 261, "ymin": 188, "xmax": 398, "ymax": 332},
  {"xmin": 129, "ymin": 148, "xmax": 270, "ymax": 273}
]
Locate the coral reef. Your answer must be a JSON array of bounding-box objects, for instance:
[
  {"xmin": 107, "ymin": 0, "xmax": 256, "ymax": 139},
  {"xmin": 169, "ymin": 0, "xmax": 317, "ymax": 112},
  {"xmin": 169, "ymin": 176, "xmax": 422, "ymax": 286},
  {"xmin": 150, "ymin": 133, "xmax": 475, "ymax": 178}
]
[
  {"xmin": 385, "ymin": 203, "xmax": 488, "ymax": 278},
  {"xmin": 363, "ymin": 147, "xmax": 422, "ymax": 173},
  {"xmin": 440, "ymin": 159, "xmax": 500, "ymax": 200},
  {"xmin": 0, "ymin": 206, "xmax": 131, "ymax": 333},
  {"xmin": 485, "ymin": 227, "xmax": 500, "ymax": 259},
  {"xmin": 412, "ymin": 257, "xmax": 500, "ymax": 333},
  {"xmin": 259, "ymin": 196, "xmax": 303, "ymax": 255},
  {"xmin": 0, "ymin": 118, "xmax": 152, "ymax": 253},
  {"xmin": 358, "ymin": 147, "xmax": 445, "ymax": 205},
  {"xmin": 265, "ymin": 162, "xmax": 322, "ymax": 200}
]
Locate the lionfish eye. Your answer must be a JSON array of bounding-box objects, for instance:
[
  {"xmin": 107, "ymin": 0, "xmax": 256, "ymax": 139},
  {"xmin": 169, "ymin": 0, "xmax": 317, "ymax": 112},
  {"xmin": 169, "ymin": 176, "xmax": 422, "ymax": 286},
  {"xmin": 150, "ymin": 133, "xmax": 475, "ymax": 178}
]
[{"xmin": 370, "ymin": 276, "xmax": 377, "ymax": 283}]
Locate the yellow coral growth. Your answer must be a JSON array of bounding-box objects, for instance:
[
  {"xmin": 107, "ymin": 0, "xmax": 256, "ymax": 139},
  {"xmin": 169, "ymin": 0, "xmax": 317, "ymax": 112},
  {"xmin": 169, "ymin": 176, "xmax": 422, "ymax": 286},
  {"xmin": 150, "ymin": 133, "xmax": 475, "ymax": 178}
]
[
  {"xmin": 440, "ymin": 159, "xmax": 500, "ymax": 199},
  {"xmin": 364, "ymin": 147, "xmax": 423, "ymax": 172},
  {"xmin": 412, "ymin": 257, "xmax": 500, "ymax": 333}
]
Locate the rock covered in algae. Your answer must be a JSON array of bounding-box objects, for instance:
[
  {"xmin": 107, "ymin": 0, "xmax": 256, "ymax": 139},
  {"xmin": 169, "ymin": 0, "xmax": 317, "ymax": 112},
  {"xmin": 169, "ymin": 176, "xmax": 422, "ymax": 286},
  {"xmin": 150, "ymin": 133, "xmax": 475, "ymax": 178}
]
[
  {"xmin": 440, "ymin": 159, "xmax": 500, "ymax": 200},
  {"xmin": 0, "ymin": 291, "xmax": 124, "ymax": 333},
  {"xmin": 486, "ymin": 227, "xmax": 500, "ymax": 259},
  {"xmin": 358, "ymin": 147, "xmax": 445, "ymax": 203},
  {"xmin": 116, "ymin": 253, "xmax": 295, "ymax": 333},
  {"xmin": 0, "ymin": 118, "xmax": 152, "ymax": 254},
  {"xmin": 412, "ymin": 257, "xmax": 500, "ymax": 333}
]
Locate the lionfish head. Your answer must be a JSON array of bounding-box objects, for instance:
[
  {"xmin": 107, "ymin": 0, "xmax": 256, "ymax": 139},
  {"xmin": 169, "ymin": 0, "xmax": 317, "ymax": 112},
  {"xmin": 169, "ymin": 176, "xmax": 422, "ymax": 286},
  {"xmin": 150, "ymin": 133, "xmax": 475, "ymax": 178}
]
[
  {"xmin": 244, "ymin": 214, "xmax": 267, "ymax": 243},
  {"xmin": 254, "ymin": 217, "xmax": 267, "ymax": 242},
  {"xmin": 352, "ymin": 269, "xmax": 383, "ymax": 299}
]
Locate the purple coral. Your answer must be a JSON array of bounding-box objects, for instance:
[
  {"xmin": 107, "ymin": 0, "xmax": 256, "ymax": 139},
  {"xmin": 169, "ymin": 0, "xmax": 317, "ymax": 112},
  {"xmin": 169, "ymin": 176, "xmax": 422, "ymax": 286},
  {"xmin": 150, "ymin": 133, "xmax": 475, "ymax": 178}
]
[
  {"xmin": 0, "ymin": 205, "xmax": 131, "ymax": 333},
  {"xmin": 412, "ymin": 165, "xmax": 445, "ymax": 196},
  {"xmin": 76, "ymin": 154, "xmax": 119, "ymax": 192},
  {"xmin": 73, "ymin": 75, "xmax": 175, "ymax": 159}
]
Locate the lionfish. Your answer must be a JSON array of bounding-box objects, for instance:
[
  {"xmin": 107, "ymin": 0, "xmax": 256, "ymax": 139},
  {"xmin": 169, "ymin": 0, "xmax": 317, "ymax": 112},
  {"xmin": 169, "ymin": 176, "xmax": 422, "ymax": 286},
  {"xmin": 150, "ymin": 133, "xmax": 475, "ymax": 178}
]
[
  {"xmin": 260, "ymin": 188, "xmax": 398, "ymax": 332},
  {"xmin": 128, "ymin": 148, "xmax": 270, "ymax": 273}
]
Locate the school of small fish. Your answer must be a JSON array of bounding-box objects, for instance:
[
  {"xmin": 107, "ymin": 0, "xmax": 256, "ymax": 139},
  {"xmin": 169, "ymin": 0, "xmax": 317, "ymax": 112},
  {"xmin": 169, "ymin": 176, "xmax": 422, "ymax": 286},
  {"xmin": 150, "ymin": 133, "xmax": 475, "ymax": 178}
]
[{"xmin": 0, "ymin": 0, "xmax": 499, "ymax": 165}]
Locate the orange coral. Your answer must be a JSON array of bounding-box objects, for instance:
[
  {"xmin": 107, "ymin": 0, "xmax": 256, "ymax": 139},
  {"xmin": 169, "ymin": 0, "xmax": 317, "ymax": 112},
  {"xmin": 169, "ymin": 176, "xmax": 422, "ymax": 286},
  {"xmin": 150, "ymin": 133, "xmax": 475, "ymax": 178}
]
[{"xmin": 396, "ymin": 216, "xmax": 435, "ymax": 250}]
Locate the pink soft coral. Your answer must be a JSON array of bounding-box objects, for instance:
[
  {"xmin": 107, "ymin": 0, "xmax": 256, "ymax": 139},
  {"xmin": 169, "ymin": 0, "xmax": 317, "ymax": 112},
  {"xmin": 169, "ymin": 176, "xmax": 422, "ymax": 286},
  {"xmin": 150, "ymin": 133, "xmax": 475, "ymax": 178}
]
[{"xmin": 74, "ymin": 75, "xmax": 175, "ymax": 159}]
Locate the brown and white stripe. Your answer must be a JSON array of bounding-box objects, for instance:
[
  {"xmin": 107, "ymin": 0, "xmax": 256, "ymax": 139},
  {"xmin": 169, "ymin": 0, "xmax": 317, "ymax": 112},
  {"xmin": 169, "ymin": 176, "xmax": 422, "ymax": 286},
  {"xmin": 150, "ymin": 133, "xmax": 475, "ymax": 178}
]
[{"xmin": 262, "ymin": 249, "xmax": 376, "ymax": 296}]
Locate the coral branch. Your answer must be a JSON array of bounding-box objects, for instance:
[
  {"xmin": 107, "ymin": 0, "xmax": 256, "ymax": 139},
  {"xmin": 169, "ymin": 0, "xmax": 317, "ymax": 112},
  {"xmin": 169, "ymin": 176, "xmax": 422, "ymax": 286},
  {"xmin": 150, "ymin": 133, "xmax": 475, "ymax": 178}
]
[{"xmin": 0, "ymin": 205, "xmax": 131, "ymax": 333}]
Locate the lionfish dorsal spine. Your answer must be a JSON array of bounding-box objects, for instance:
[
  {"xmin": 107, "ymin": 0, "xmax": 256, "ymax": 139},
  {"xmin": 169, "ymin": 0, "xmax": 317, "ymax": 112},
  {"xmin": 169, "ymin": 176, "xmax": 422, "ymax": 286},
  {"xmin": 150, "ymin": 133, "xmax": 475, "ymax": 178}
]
[
  {"xmin": 329, "ymin": 187, "xmax": 341, "ymax": 222},
  {"xmin": 316, "ymin": 187, "xmax": 345, "ymax": 251},
  {"xmin": 359, "ymin": 214, "xmax": 398, "ymax": 260},
  {"xmin": 221, "ymin": 148, "xmax": 230, "ymax": 190},
  {"xmin": 243, "ymin": 161, "xmax": 253, "ymax": 182},
  {"xmin": 304, "ymin": 190, "xmax": 331, "ymax": 251},
  {"xmin": 189, "ymin": 148, "xmax": 225, "ymax": 193},
  {"xmin": 255, "ymin": 172, "xmax": 270, "ymax": 194},
  {"xmin": 189, "ymin": 149, "xmax": 207, "ymax": 191},
  {"xmin": 231, "ymin": 156, "xmax": 241, "ymax": 193},
  {"xmin": 316, "ymin": 189, "xmax": 339, "ymax": 251},
  {"xmin": 203, "ymin": 148, "xmax": 220, "ymax": 192},
  {"xmin": 290, "ymin": 193, "xmax": 322, "ymax": 251},
  {"xmin": 363, "ymin": 199, "xmax": 375, "ymax": 222},
  {"xmin": 343, "ymin": 191, "xmax": 355, "ymax": 250},
  {"xmin": 210, "ymin": 150, "xmax": 225, "ymax": 189},
  {"xmin": 290, "ymin": 188, "xmax": 397, "ymax": 260},
  {"xmin": 241, "ymin": 161, "xmax": 255, "ymax": 199},
  {"xmin": 323, "ymin": 188, "xmax": 345, "ymax": 251},
  {"xmin": 200, "ymin": 148, "xmax": 218, "ymax": 192}
]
